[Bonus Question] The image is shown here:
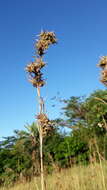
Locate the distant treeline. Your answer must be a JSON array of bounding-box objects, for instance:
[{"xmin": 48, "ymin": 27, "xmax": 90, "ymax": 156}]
[{"xmin": 0, "ymin": 89, "xmax": 107, "ymax": 187}]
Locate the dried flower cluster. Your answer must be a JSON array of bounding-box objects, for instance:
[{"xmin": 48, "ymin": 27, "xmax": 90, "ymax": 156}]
[
  {"xmin": 26, "ymin": 30, "xmax": 57, "ymax": 135},
  {"xmin": 37, "ymin": 113, "xmax": 54, "ymax": 136},
  {"xmin": 26, "ymin": 31, "xmax": 57, "ymax": 88},
  {"xmin": 98, "ymin": 56, "xmax": 107, "ymax": 86},
  {"xmin": 26, "ymin": 58, "xmax": 46, "ymax": 87},
  {"xmin": 36, "ymin": 31, "xmax": 57, "ymax": 56}
]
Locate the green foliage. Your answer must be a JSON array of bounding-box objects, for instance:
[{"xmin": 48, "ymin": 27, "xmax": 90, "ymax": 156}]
[
  {"xmin": 54, "ymin": 136, "xmax": 87, "ymax": 166},
  {"xmin": 61, "ymin": 89, "xmax": 107, "ymax": 162},
  {"xmin": 0, "ymin": 89, "xmax": 107, "ymax": 187}
]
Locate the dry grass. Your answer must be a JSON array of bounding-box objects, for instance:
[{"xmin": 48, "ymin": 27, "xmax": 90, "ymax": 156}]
[{"xmin": 0, "ymin": 162, "xmax": 107, "ymax": 190}]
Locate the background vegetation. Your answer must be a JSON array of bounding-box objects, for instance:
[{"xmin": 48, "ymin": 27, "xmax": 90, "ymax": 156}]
[{"xmin": 0, "ymin": 89, "xmax": 107, "ymax": 188}]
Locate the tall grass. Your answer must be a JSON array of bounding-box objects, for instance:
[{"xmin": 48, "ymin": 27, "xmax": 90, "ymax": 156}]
[
  {"xmin": 26, "ymin": 31, "xmax": 57, "ymax": 190},
  {"xmin": 0, "ymin": 162, "xmax": 107, "ymax": 190}
]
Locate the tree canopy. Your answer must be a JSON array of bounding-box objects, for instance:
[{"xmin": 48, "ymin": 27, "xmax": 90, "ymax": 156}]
[{"xmin": 0, "ymin": 89, "xmax": 107, "ymax": 187}]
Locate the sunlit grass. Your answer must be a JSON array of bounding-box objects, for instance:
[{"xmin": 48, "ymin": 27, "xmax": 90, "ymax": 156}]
[{"xmin": 0, "ymin": 162, "xmax": 107, "ymax": 190}]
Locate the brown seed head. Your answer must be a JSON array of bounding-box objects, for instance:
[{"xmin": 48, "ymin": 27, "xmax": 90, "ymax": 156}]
[
  {"xmin": 98, "ymin": 56, "xmax": 107, "ymax": 69},
  {"xmin": 98, "ymin": 56, "xmax": 107, "ymax": 86},
  {"xmin": 29, "ymin": 78, "xmax": 45, "ymax": 87},
  {"xmin": 26, "ymin": 59, "xmax": 45, "ymax": 74},
  {"xmin": 36, "ymin": 113, "xmax": 54, "ymax": 136},
  {"xmin": 26, "ymin": 31, "xmax": 57, "ymax": 88},
  {"xmin": 36, "ymin": 31, "xmax": 57, "ymax": 56},
  {"xmin": 26, "ymin": 58, "xmax": 46, "ymax": 87}
]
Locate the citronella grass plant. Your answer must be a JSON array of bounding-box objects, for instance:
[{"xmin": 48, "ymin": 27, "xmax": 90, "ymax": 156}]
[
  {"xmin": 97, "ymin": 56, "xmax": 107, "ymax": 130},
  {"xmin": 26, "ymin": 31, "xmax": 57, "ymax": 190},
  {"xmin": 98, "ymin": 56, "xmax": 107, "ymax": 86}
]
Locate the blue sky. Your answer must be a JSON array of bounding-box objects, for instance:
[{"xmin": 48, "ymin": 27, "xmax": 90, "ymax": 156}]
[{"xmin": 0, "ymin": 0, "xmax": 106, "ymax": 138}]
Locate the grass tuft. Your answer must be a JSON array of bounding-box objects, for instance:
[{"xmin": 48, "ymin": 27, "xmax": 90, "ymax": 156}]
[{"xmin": 0, "ymin": 162, "xmax": 107, "ymax": 190}]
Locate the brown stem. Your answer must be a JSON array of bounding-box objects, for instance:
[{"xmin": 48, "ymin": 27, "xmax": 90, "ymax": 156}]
[
  {"xmin": 39, "ymin": 124, "xmax": 44, "ymax": 190},
  {"xmin": 37, "ymin": 86, "xmax": 44, "ymax": 190}
]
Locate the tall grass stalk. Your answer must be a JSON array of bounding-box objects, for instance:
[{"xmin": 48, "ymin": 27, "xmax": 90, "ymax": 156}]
[
  {"xmin": 37, "ymin": 86, "xmax": 44, "ymax": 190},
  {"xmin": 26, "ymin": 31, "xmax": 57, "ymax": 190},
  {"xmin": 95, "ymin": 139, "xmax": 106, "ymax": 190}
]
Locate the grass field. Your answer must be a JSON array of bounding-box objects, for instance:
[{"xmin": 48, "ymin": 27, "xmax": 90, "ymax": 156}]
[{"xmin": 0, "ymin": 162, "xmax": 107, "ymax": 190}]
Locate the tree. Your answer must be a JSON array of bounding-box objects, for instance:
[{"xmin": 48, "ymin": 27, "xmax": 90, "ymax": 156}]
[
  {"xmin": 57, "ymin": 89, "xmax": 107, "ymax": 162},
  {"xmin": 0, "ymin": 124, "xmax": 39, "ymax": 185}
]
